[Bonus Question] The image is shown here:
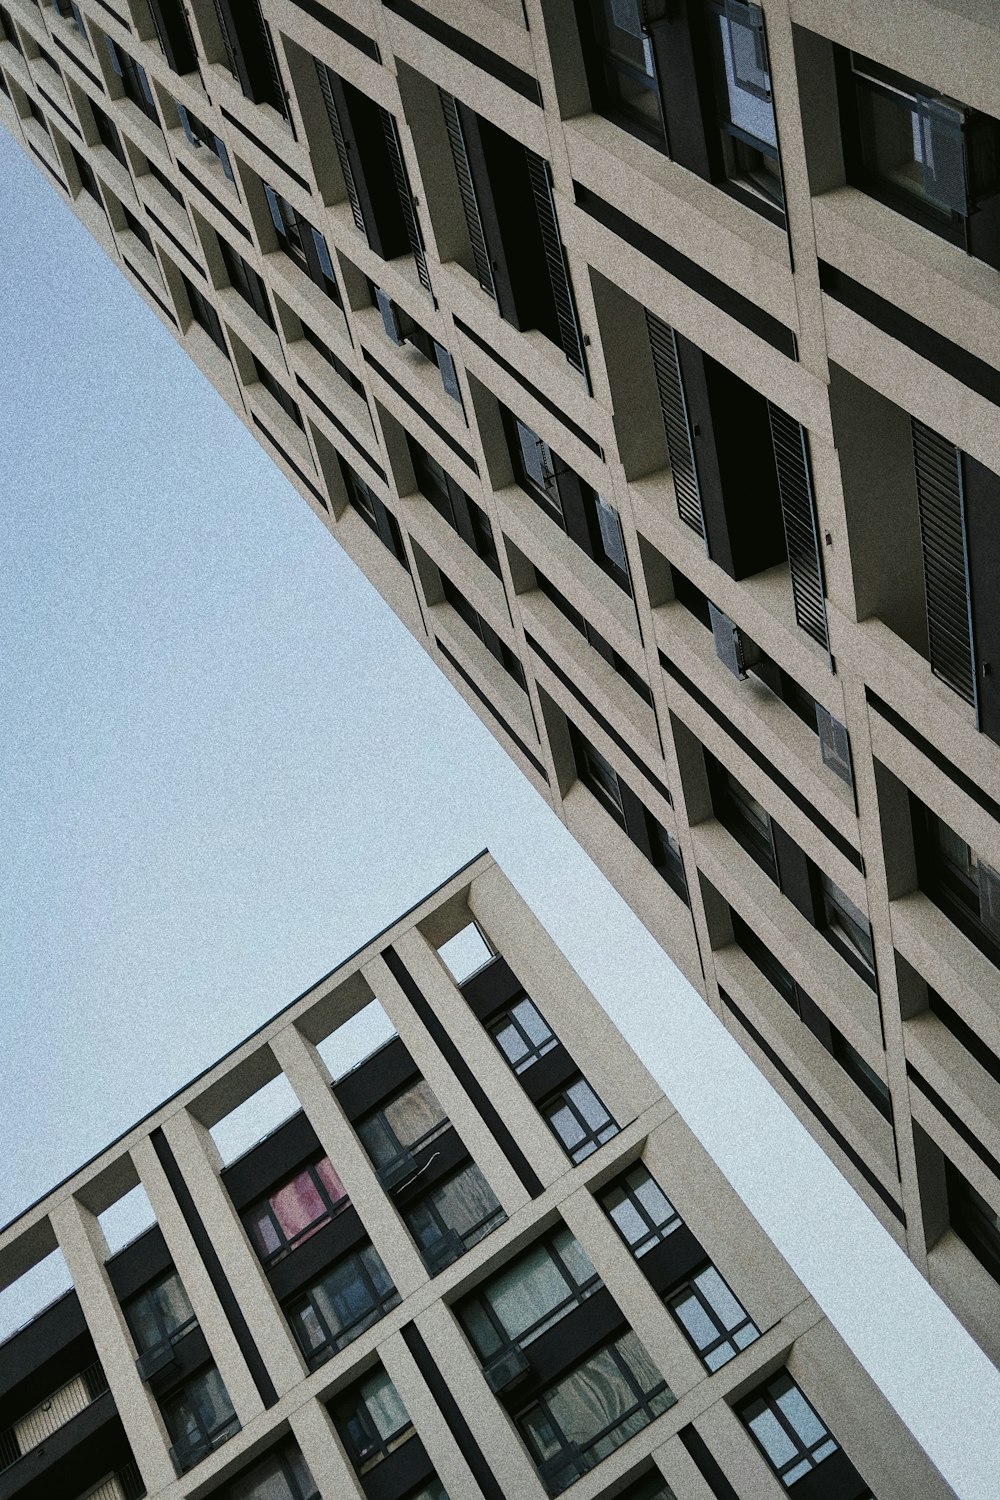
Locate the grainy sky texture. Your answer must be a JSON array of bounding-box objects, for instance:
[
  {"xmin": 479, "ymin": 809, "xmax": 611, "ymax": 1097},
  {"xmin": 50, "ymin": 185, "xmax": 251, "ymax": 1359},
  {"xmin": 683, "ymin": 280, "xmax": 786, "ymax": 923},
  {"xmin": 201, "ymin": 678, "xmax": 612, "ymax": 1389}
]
[{"xmin": 2, "ymin": 127, "xmax": 999, "ymax": 1495}]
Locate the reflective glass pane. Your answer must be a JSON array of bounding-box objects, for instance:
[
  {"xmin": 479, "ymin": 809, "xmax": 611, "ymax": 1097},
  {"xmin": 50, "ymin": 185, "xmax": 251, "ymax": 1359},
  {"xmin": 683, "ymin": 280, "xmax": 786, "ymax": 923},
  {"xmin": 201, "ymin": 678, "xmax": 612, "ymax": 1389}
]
[
  {"xmin": 553, "ymin": 1228, "xmax": 597, "ymax": 1289},
  {"xmin": 485, "ymin": 1245, "xmax": 569, "ymax": 1341},
  {"xmin": 384, "ymin": 1080, "xmax": 446, "ymax": 1150},
  {"xmin": 248, "ymin": 1205, "xmax": 282, "ymax": 1259},
  {"xmin": 633, "ymin": 1172, "xmax": 675, "ymax": 1228},
  {"xmin": 606, "ymin": 1189, "xmax": 649, "ymax": 1247},
  {"xmin": 716, "ymin": 12, "xmax": 776, "ymax": 146},
  {"xmin": 695, "ymin": 1266, "xmax": 747, "ymax": 1332},
  {"xmin": 747, "ymin": 1405, "xmax": 797, "ymax": 1467},
  {"xmin": 549, "ymin": 1102, "xmax": 586, "ymax": 1149},
  {"xmin": 775, "ymin": 1383, "xmax": 826, "ymax": 1448},
  {"xmin": 568, "ymin": 1079, "xmax": 611, "ymax": 1130},
  {"xmin": 316, "ymin": 1157, "xmax": 347, "ymax": 1206},
  {"xmin": 362, "ymin": 1370, "xmax": 410, "ymax": 1440},
  {"xmin": 672, "ymin": 1290, "xmax": 719, "ymax": 1352},
  {"xmin": 270, "ymin": 1172, "xmax": 326, "ymax": 1241},
  {"xmin": 513, "ymin": 998, "xmax": 553, "ymax": 1047},
  {"xmin": 493, "ymin": 1019, "xmax": 528, "ymax": 1066}
]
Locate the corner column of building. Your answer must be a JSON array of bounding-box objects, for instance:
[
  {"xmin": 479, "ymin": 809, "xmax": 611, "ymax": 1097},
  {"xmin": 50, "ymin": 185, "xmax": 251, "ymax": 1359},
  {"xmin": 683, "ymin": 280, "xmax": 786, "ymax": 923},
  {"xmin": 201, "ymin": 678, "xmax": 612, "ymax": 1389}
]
[
  {"xmin": 130, "ymin": 1134, "xmax": 265, "ymax": 1427},
  {"xmin": 156, "ymin": 1108, "xmax": 305, "ymax": 1396},
  {"xmin": 267, "ymin": 1022, "xmax": 429, "ymax": 1299},
  {"xmin": 49, "ymin": 1195, "xmax": 177, "ymax": 1496}
]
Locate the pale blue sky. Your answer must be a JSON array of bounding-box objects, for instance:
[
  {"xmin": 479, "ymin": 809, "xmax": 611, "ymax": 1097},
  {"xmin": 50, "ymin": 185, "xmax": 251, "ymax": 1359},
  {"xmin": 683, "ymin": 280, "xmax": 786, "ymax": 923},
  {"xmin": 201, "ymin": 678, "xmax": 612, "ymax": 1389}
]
[{"xmin": 1, "ymin": 127, "xmax": 999, "ymax": 1495}]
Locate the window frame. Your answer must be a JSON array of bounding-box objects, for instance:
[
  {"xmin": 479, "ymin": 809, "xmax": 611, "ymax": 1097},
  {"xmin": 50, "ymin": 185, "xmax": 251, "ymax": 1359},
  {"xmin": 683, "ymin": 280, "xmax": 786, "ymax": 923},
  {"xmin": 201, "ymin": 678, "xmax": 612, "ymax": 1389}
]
[
  {"xmin": 162, "ymin": 1364, "xmax": 240, "ymax": 1475},
  {"xmin": 285, "ymin": 1244, "xmax": 400, "ymax": 1369},
  {"xmin": 243, "ymin": 1155, "xmax": 350, "ymax": 1267},
  {"xmin": 737, "ymin": 1371, "xmax": 839, "ymax": 1488},
  {"xmin": 122, "ymin": 1268, "xmax": 197, "ymax": 1359},
  {"xmin": 601, "ymin": 1165, "xmax": 683, "ymax": 1259},
  {"xmin": 334, "ymin": 1369, "xmax": 414, "ymax": 1477},
  {"xmin": 488, "ymin": 995, "xmax": 559, "ymax": 1075},
  {"xmin": 459, "ymin": 1227, "xmax": 602, "ymax": 1362},
  {"xmin": 403, "ymin": 1160, "xmax": 507, "ymax": 1273},
  {"xmin": 666, "ymin": 1262, "xmax": 759, "ymax": 1371},
  {"xmin": 356, "ymin": 1078, "xmax": 450, "ymax": 1178},
  {"xmin": 541, "ymin": 1075, "xmax": 620, "ymax": 1164}
]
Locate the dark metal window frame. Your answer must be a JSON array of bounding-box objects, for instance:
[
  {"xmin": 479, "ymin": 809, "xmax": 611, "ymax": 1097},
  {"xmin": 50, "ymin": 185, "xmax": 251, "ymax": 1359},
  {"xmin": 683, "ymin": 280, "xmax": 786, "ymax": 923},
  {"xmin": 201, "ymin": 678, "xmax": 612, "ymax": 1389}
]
[
  {"xmin": 123, "ymin": 1268, "xmax": 198, "ymax": 1360},
  {"xmin": 286, "ymin": 1246, "xmax": 401, "ymax": 1369},
  {"xmin": 541, "ymin": 1075, "xmax": 619, "ymax": 1164},
  {"xmin": 737, "ymin": 1371, "xmax": 839, "ymax": 1488},
  {"xmin": 666, "ymin": 1261, "xmax": 759, "ymax": 1370},
  {"xmin": 104, "ymin": 35, "xmax": 160, "ymax": 125},
  {"xmin": 218, "ymin": 237, "xmax": 276, "ymax": 330},
  {"xmin": 243, "ymin": 1156, "xmax": 350, "ymax": 1267},
  {"xmin": 251, "ymin": 355, "xmax": 304, "ymax": 430},
  {"xmin": 162, "ymin": 1364, "xmax": 240, "ymax": 1475},
  {"xmin": 460, "ymin": 1230, "xmax": 602, "ymax": 1361},
  {"xmin": 439, "ymin": 572, "xmax": 528, "ymax": 691},
  {"xmin": 264, "ymin": 182, "xmax": 341, "ymax": 304},
  {"xmin": 334, "ymin": 1372, "xmax": 414, "ymax": 1475},
  {"xmin": 601, "ymin": 1164, "xmax": 683, "ymax": 1258},
  {"xmin": 356, "ymin": 1078, "xmax": 451, "ymax": 1175},
  {"xmin": 488, "ymin": 994, "xmax": 559, "ymax": 1075},
  {"xmin": 402, "ymin": 1161, "xmax": 508, "ymax": 1270}
]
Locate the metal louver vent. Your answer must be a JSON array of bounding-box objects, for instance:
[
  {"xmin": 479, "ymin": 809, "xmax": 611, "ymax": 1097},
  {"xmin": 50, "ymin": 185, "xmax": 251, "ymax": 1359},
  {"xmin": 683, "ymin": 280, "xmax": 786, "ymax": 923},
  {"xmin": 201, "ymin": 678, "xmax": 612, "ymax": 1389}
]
[
  {"xmin": 379, "ymin": 108, "xmax": 433, "ymax": 294},
  {"xmin": 439, "ymin": 91, "xmax": 497, "ymax": 302},
  {"xmin": 211, "ymin": 0, "xmax": 239, "ymax": 78},
  {"xmin": 815, "ymin": 705, "xmax": 853, "ymax": 787},
  {"xmin": 767, "ymin": 403, "xmax": 829, "ymax": 653},
  {"xmin": 524, "ymin": 150, "xmax": 589, "ymax": 384},
  {"xmin": 644, "ymin": 310, "xmax": 705, "ymax": 540},
  {"xmin": 911, "ymin": 417, "xmax": 976, "ymax": 708},
  {"xmin": 315, "ymin": 62, "xmax": 366, "ymax": 237}
]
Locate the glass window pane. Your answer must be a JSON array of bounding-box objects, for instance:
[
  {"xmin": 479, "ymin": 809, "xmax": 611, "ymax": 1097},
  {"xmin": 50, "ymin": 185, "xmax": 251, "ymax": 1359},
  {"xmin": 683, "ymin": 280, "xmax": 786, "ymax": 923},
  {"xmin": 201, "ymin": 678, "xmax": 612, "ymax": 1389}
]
[
  {"xmin": 595, "ymin": 495, "xmax": 628, "ymax": 571},
  {"xmin": 716, "ymin": 12, "xmax": 776, "ymax": 147},
  {"xmin": 513, "ymin": 998, "xmax": 553, "ymax": 1047},
  {"xmin": 568, "ymin": 1079, "xmax": 611, "ymax": 1130},
  {"xmin": 313, "ymin": 1259, "xmax": 373, "ymax": 1340},
  {"xmin": 248, "ymin": 1205, "xmax": 282, "ymax": 1259},
  {"xmin": 632, "ymin": 1172, "xmax": 675, "ymax": 1228},
  {"xmin": 228, "ymin": 1453, "xmax": 296, "ymax": 1500},
  {"xmin": 616, "ymin": 1329, "xmax": 663, "ymax": 1395},
  {"xmin": 270, "ymin": 1171, "xmax": 326, "ymax": 1241},
  {"xmin": 747, "ymin": 1405, "xmax": 798, "ymax": 1468},
  {"xmin": 362, "ymin": 1371, "xmax": 410, "ymax": 1440},
  {"xmin": 428, "ymin": 1163, "xmax": 503, "ymax": 1238},
  {"xmin": 607, "ymin": 1192, "xmax": 649, "ymax": 1247},
  {"xmin": 316, "ymin": 1157, "xmax": 348, "ymax": 1206},
  {"xmin": 695, "ymin": 1266, "xmax": 747, "ymax": 1332},
  {"xmin": 775, "ymin": 1383, "xmax": 826, "ymax": 1448},
  {"xmin": 383, "ymin": 1080, "xmax": 446, "ymax": 1151},
  {"xmin": 290, "ymin": 1300, "xmax": 325, "ymax": 1354},
  {"xmin": 493, "ymin": 1019, "xmax": 529, "ymax": 1066},
  {"xmin": 552, "ymin": 1228, "xmax": 597, "ymax": 1289},
  {"xmin": 485, "ymin": 1245, "xmax": 569, "ymax": 1341},
  {"xmin": 549, "ymin": 1102, "xmax": 586, "ymax": 1149},
  {"xmin": 672, "ymin": 1290, "xmax": 720, "ymax": 1352},
  {"xmin": 153, "ymin": 1272, "xmax": 194, "ymax": 1335}
]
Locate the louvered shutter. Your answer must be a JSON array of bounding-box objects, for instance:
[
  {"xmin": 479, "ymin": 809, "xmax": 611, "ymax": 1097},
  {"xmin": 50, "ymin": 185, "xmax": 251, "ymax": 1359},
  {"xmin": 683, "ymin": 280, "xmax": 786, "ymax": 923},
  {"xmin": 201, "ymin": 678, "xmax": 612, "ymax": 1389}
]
[
  {"xmin": 439, "ymin": 90, "xmax": 497, "ymax": 303},
  {"xmin": 524, "ymin": 151, "xmax": 589, "ymax": 384},
  {"xmin": 911, "ymin": 417, "xmax": 976, "ymax": 706},
  {"xmin": 316, "ymin": 61, "xmax": 367, "ymax": 237},
  {"xmin": 379, "ymin": 109, "xmax": 432, "ymax": 293},
  {"xmin": 767, "ymin": 403, "xmax": 830, "ymax": 653},
  {"xmin": 211, "ymin": 0, "xmax": 239, "ymax": 79},
  {"xmin": 644, "ymin": 310, "xmax": 705, "ymax": 541}
]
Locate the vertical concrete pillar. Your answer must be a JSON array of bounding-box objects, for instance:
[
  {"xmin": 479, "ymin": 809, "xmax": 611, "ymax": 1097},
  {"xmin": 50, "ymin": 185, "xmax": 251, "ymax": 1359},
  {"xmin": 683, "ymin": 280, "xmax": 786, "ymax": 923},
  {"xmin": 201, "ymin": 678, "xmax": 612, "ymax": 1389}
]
[
  {"xmin": 50, "ymin": 1196, "xmax": 176, "ymax": 1495},
  {"xmin": 268, "ymin": 1023, "xmax": 429, "ymax": 1299},
  {"xmin": 158, "ymin": 1109, "xmax": 304, "ymax": 1395},
  {"xmin": 130, "ymin": 1136, "xmax": 263, "ymax": 1428},
  {"xmin": 288, "ymin": 1395, "xmax": 366, "ymax": 1500}
]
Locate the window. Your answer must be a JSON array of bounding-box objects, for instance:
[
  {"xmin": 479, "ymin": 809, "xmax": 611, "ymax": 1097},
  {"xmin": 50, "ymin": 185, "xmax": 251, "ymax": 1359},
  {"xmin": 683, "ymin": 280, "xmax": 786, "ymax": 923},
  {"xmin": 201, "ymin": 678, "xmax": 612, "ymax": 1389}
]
[
  {"xmin": 121, "ymin": 206, "xmax": 155, "ymax": 258},
  {"xmin": 339, "ymin": 458, "xmax": 410, "ymax": 569},
  {"xmin": 244, "ymin": 1157, "xmax": 349, "ymax": 1265},
  {"xmin": 251, "ymin": 356, "xmax": 304, "ymax": 430},
  {"xmin": 104, "ymin": 37, "xmax": 159, "ymax": 126},
  {"xmin": 92, "ymin": 103, "xmax": 128, "ymax": 169},
  {"xmin": 407, "ymin": 437, "xmax": 499, "ymax": 576},
  {"xmin": 145, "ymin": 0, "xmax": 197, "ymax": 75},
  {"xmin": 593, "ymin": 493, "xmax": 629, "ymax": 578},
  {"xmin": 176, "ymin": 103, "xmax": 234, "ymax": 181},
  {"xmin": 219, "ymin": 239, "xmax": 275, "ymax": 330},
  {"xmin": 286, "ymin": 1244, "xmax": 399, "ymax": 1367},
  {"xmin": 213, "ymin": 0, "xmax": 289, "ymax": 121},
  {"xmin": 645, "ymin": 813, "xmax": 688, "ymax": 903},
  {"xmin": 371, "ymin": 285, "xmax": 463, "ymax": 406},
  {"xmin": 512, "ymin": 417, "xmax": 566, "ymax": 522},
  {"xmin": 738, "ymin": 1372, "xmax": 839, "ymax": 1487},
  {"xmin": 300, "ymin": 324, "xmax": 366, "ymax": 400},
  {"xmin": 817, "ymin": 872, "xmax": 875, "ymax": 981},
  {"xmin": 517, "ymin": 1330, "xmax": 674, "ymax": 1494},
  {"xmin": 536, "ymin": 571, "xmax": 653, "ymax": 708},
  {"xmin": 182, "ymin": 274, "xmax": 227, "ymax": 354},
  {"xmin": 0, "ymin": 6, "xmax": 23, "ymax": 52},
  {"xmin": 264, "ymin": 184, "xmax": 340, "ymax": 303},
  {"xmin": 708, "ymin": 760, "xmax": 777, "ymax": 878},
  {"xmin": 946, "ymin": 1160, "xmax": 1000, "ymax": 1287},
  {"xmin": 571, "ymin": 727, "xmax": 626, "ymax": 826},
  {"xmin": 542, "ymin": 1076, "xmax": 619, "ymax": 1163},
  {"xmin": 460, "ymin": 1229, "xmax": 601, "ymax": 1361},
  {"xmin": 440, "ymin": 574, "xmax": 527, "ymax": 691},
  {"xmin": 601, "ymin": 1166, "xmax": 682, "ymax": 1258},
  {"xmin": 221, "ymin": 1445, "xmax": 318, "ymax": 1500},
  {"xmin": 706, "ymin": 0, "xmax": 782, "ymax": 211},
  {"xmin": 357, "ymin": 1078, "xmax": 449, "ymax": 1183},
  {"xmin": 912, "ymin": 801, "xmax": 1000, "ymax": 968},
  {"xmin": 163, "ymin": 1366, "xmax": 239, "ymax": 1475},
  {"xmin": 123, "ymin": 1270, "xmax": 196, "ymax": 1359},
  {"xmin": 839, "ymin": 51, "xmax": 1000, "ymax": 268},
  {"xmin": 667, "ymin": 1264, "xmax": 758, "ymax": 1370},
  {"xmin": 403, "ymin": 1161, "xmax": 507, "ymax": 1273},
  {"xmin": 579, "ymin": 0, "xmax": 668, "ymax": 149},
  {"xmin": 53, "ymin": 0, "xmax": 88, "ymax": 38},
  {"xmin": 489, "ymin": 996, "xmax": 559, "ymax": 1075},
  {"xmin": 72, "ymin": 148, "xmax": 102, "ymax": 204},
  {"xmin": 334, "ymin": 1369, "xmax": 414, "ymax": 1476}
]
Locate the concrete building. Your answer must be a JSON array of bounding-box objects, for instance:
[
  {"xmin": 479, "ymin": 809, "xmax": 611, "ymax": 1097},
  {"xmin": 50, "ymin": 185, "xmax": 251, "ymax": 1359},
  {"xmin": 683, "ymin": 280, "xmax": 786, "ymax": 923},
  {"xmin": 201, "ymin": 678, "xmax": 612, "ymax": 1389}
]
[
  {"xmin": 1, "ymin": 0, "xmax": 999, "ymax": 1374},
  {"xmin": 0, "ymin": 854, "xmax": 955, "ymax": 1500}
]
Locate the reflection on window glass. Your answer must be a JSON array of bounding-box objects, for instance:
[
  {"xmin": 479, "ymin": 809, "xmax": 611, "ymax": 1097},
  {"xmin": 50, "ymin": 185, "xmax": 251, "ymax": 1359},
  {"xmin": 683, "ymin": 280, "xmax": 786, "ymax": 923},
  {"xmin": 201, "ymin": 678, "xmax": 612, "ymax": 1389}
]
[
  {"xmin": 490, "ymin": 997, "xmax": 559, "ymax": 1074},
  {"xmin": 517, "ymin": 1330, "xmax": 674, "ymax": 1494},
  {"xmin": 740, "ymin": 1371, "xmax": 838, "ymax": 1487},
  {"xmin": 601, "ymin": 1166, "xmax": 681, "ymax": 1257},
  {"xmin": 124, "ymin": 1270, "xmax": 195, "ymax": 1356},
  {"xmin": 337, "ymin": 1369, "xmax": 413, "ymax": 1476},
  {"xmin": 668, "ymin": 1264, "xmax": 759, "ymax": 1370},
  {"xmin": 543, "ymin": 1077, "xmax": 619, "ymax": 1163},
  {"xmin": 246, "ymin": 1158, "xmax": 348, "ymax": 1264},
  {"xmin": 287, "ymin": 1246, "xmax": 399, "ymax": 1367},
  {"xmin": 461, "ymin": 1228, "xmax": 600, "ymax": 1359},
  {"xmin": 226, "ymin": 1445, "xmax": 317, "ymax": 1500},
  {"xmin": 357, "ymin": 1080, "xmax": 448, "ymax": 1171},
  {"xmin": 405, "ymin": 1162, "xmax": 507, "ymax": 1272},
  {"xmin": 163, "ymin": 1365, "xmax": 238, "ymax": 1472}
]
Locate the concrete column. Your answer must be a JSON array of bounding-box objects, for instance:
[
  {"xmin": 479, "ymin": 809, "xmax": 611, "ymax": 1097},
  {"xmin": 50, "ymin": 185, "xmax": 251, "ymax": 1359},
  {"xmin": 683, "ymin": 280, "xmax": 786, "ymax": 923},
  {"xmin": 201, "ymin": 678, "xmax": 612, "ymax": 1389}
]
[
  {"xmin": 130, "ymin": 1136, "xmax": 263, "ymax": 1428},
  {"xmin": 378, "ymin": 1329, "xmax": 487, "ymax": 1500},
  {"xmin": 411, "ymin": 1299, "xmax": 547, "ymax": 1500},
  {"xmin": 157, "ymin": 1109, "xmax": 304, "ymax": 1396},
  {"xmin": 50, "ymin": 1196, "xmax": 176, "ymax": 1496},
  {"xmin": 268, "ymin": 1023, "xmax": 429, "ymax": 1299},
  {"xmin": 287, "ymin": 1395, "xmax": 365, "ymax": 1500}
]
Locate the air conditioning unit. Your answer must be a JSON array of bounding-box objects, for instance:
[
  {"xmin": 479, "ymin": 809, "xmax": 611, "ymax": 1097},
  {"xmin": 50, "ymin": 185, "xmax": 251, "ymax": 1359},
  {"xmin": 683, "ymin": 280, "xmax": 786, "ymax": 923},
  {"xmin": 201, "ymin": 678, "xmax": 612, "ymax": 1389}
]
[
  {"xmin": 483, "ymin": 1345, "xmax": 530, "ymax": 1394},
  {"xmin": 375, "ymin": 287, "xmax": 404, "ymax": 346},
  {"xmin": 708, "ymin": 603, "xmax": 761, "ymax": 680},
  {"xmin": 977, "ymin": 860, "xmax": 1000, "ymax": 934},
  {"xmin": 815, "ymin": 706, "xmax": 854, "ymax": 788},
  {"xmin": 136, "ymin": 1342, "xmax": 177, "ymax": 1382},
  {"xmin": 378, "ymin": 1151, "xmax": 417, "ymax": 1191}
]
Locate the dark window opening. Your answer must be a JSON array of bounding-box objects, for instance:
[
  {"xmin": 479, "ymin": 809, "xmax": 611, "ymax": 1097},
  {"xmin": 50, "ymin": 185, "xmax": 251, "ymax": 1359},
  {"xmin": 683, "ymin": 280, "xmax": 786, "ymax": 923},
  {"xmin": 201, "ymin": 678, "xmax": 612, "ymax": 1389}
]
[
  {"xmin": 440, "ymin": 572, "xmax": 527, "ymax": 690},
  {"xmin": 286, "ymin": 1245, "xmax": 399, "ymax": 1367},
  {"xmin": 339, "ymin": 456, "xmax": 410, "ymax": 569},
  {"xmin": 264, "ymin": 183, "xmax": 341, "ymax": 304},
  {"xmin": 252, "ymin": 355, "xmax": 304, "ymax": 429}
]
